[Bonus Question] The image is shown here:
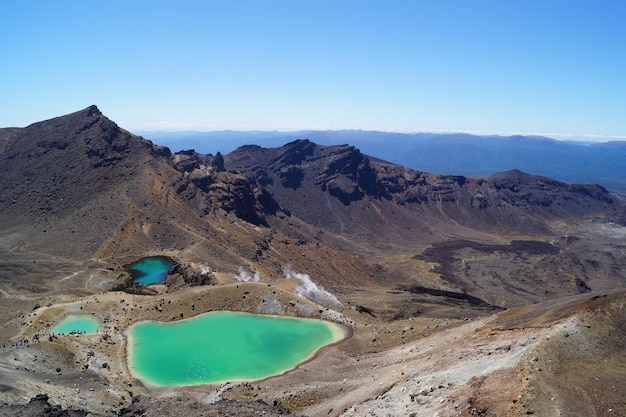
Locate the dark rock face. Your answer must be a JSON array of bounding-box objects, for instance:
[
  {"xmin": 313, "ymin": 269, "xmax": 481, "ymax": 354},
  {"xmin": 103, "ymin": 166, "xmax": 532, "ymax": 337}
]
[
  {"xmin": 400, "ymin": 284, "xmax": 501, "ymax": 310},
  {"xmin": 0, "ymin": 105, "xmax": 169, "ymax": 216},
  {"xmin": 0, "ymin": 106, "xmax": 178, "ymax": 259},
  {"xmin": 117, "ymin": 395, "xmax": 302, "ymax": 417},
  {"xmin": 211, "ymin": 151, "xmax": 226, "ymax": 171},
  {"xmin": 172, "ymin": 154, "xmax": 279, "ymax": 226},
  {"xmin": 269, "ymin": 138, "xmax": 316, "ymax": 167},
  {"xmin": 315, "ymin": 142, "xmax": 380, "ymax": 203},
  {"xmin": 0, "ymin": 394, "xmax": 299, "ymax": 417},
  {"xmin": 490, "ymin": 169, "xmax": 614, "ymax": 210},
  {"xmin": 227, "ymin": 139, "xmax": 383, "ymax": 206},
  {"xmin": 224, "ymin": 139, "xmax": 622, "ymax": 235},
  {"xmin": 0, "ymin": 394, "xmax": 88, "ymax": 417}
]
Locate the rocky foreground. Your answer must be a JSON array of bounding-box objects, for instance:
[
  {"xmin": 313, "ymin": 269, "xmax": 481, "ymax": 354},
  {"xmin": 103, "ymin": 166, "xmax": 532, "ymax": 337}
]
[{"xmin": 2, "ymin": 286, "xmax": 625, "ymax": 416}]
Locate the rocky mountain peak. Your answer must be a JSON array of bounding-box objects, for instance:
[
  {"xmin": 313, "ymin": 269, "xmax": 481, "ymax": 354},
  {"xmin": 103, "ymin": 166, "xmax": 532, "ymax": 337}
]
[
  {"xmin": 0, "ymin": 106, "xmax": 172, "ymax": 229},
  {"xmin": 24, "ymin": 104, "xmax": 104, "ymax": 134}
]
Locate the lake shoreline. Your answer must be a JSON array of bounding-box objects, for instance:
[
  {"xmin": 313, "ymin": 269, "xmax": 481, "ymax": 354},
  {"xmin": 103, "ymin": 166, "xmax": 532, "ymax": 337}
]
[{"xmin": 125, "ymin": 310, "xmax": 353, "ymax": 388}]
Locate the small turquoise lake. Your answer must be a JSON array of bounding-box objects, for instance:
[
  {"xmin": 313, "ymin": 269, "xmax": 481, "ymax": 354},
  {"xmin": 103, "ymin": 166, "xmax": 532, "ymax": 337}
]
[
  {"xmin": 127, "ymin": 311, "xmax": 349, "ymax": 386},
  {"xmin": 51, "ymin": 315, "xmax": 100, "ymax": 335},
  {"xmin": 126, "ymin": 256, "xmax": 175, "ymax": 285}
]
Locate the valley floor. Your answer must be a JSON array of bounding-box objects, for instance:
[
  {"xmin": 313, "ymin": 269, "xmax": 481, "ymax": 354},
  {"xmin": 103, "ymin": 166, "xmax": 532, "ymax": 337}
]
[{"xmin": 1, "ymin": 219, "xmax": 626, "ymax": 416}]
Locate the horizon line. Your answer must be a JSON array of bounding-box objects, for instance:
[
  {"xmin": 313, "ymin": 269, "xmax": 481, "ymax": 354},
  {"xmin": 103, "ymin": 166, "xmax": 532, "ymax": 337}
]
[{"xmin": 127, "ymin": 126, "xmax": 626, "ymax": 143}]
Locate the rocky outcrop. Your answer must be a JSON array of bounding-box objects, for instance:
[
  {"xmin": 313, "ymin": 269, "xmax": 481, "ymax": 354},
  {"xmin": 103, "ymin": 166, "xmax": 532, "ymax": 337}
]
[
  {"xmin": 172, "ymin": 150, "xmax": 282, "ymax": 225},
  {"xmin": 118, "ymin": 395, "xmax": 302, "ymax": 417},
  {"xmin": 0, "ymin": 394, "xmax": 87, "ymax": 417},
  {"xmin": 0, "ymin": 105, "xmax": 171, "ymax": 215},
  {"xmin": 225, "ymin": 139, "xmax": 622, "ymax": 235}
]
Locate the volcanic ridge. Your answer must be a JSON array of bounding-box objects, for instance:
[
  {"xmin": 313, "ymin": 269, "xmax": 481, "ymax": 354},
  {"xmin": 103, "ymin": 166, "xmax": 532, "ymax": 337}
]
[{"xmin": 1, "ymin": 106, "xmax": 625, "ymax": 416}]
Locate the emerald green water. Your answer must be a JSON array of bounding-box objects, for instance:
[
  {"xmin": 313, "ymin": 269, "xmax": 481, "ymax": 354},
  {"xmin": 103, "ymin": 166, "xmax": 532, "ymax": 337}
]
[
  {"xmin": 127, "ymin": 311, "xmax": 347, "ymax": 386},
  {"xmin": 126, "ymin": 256, "xmax": 175, "ymax": 285},
  {"xmin": 51, "ymin": 315, "xmax": 100, "ymax": 335}
]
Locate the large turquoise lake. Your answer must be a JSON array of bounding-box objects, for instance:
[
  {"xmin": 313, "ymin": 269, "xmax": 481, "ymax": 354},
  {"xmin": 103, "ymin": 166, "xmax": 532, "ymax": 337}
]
[
  {"xmin": 126, "ymin": 256, "xmax": 175, "ymax": 285},
  {"xmin": 127, "ymin": 311, "xmax": 348, "ymax": 386}
]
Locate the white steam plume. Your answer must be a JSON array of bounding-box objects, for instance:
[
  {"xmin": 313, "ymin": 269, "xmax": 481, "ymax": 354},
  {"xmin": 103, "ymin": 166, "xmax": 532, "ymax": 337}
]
[
  {"xmin": 198, "ymin": 263, "xmax": 212, "ymax": 275},
  {"xmin": 283, "ymin": 265, "xmax": 342, "ymax": 307},
  {"xmin": 232, "ymin": 267, "xmax": 261, "ymax": 282}
]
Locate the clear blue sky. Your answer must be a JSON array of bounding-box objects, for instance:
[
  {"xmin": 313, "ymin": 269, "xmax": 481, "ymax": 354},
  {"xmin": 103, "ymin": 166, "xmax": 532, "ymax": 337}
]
[{"xmin": 2, "ymin": 0, "xmax": 625, "ymax": 141}]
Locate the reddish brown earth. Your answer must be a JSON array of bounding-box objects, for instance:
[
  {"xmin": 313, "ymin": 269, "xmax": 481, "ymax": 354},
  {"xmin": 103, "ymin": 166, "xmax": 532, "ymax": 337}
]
[{"xmin": 1, "ymin": 107, "xmax": 625, "ymax": 416}]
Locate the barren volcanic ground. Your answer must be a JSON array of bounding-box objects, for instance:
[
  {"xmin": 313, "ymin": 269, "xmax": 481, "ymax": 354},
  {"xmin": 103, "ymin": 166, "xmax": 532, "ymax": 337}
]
[{"xmin": 1, "ymin": 107, "xmax": 626, "ymax": 416}]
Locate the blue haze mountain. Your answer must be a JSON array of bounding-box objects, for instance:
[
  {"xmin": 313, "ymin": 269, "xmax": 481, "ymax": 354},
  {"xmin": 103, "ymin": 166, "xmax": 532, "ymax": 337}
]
[{"xmin": 142, "ymin": 130, "xmax": 626, "ymax": 192}]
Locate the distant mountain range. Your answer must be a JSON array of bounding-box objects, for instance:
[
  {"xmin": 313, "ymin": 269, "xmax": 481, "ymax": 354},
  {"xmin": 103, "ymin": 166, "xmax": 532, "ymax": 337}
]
[{"xmin": 140, "ymin": 130, "xmax": 626, "ymax": 192}]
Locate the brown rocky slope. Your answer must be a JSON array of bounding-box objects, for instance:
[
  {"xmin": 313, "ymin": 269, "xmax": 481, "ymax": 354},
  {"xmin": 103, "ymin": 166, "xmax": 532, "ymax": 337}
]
[{"xmin": 0, "ymin": 106, "xmax": 625, "ymax": 416}]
